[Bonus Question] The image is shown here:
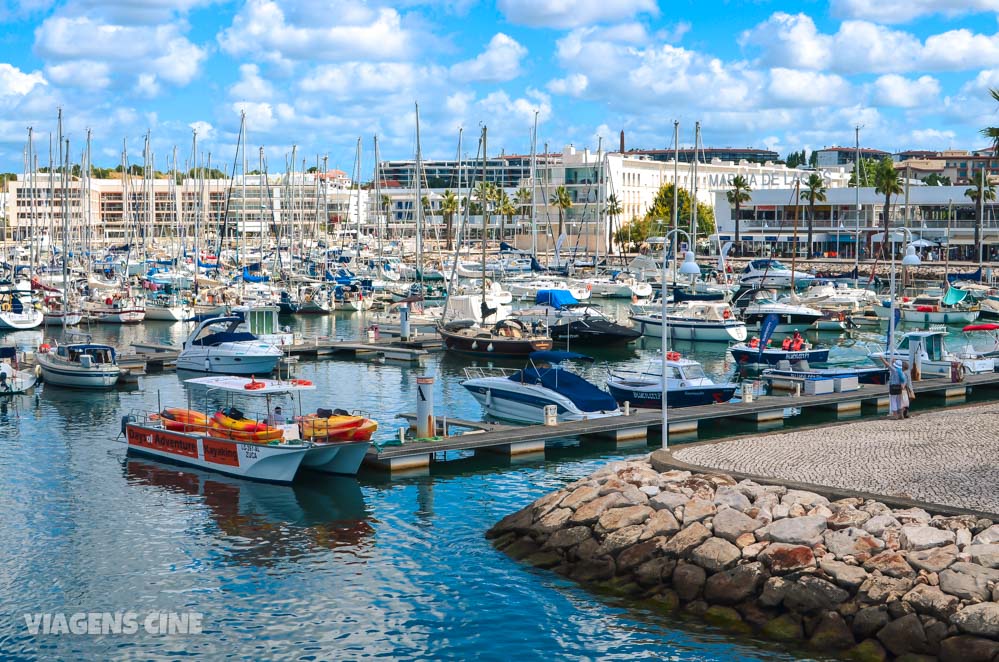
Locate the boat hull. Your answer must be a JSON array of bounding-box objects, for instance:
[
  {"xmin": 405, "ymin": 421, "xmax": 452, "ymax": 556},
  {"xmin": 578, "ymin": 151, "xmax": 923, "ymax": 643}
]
[
  {"xmin": 175, "ymin": 349, "xmax": 282, "ymax": 375},
  {"xmin": 630, "ymin": 316, "xmax": 747, "ymax": 342},
  {"xmin": 300, "ymin": 441, "xmax": 370, "ymax": 475},
  {"xmin": 439, "ymin": 327, "xmax": 552, "ymax": 358},
  {"xmin": 729, "ymin": 346, "xmax": 830, "ymax": 365},
  {"xmin": 0, "ymin": 310, "xmax": 44, "ymax": 330},
  {"xmin": 37, "ymin": 360, "xmax": 120, "ymax": 389},
  {"xmin": 43, "ymin": 312, "xmax": 82, "ymax": 326},
  {"xmin": 144, "ymin": 305, "xmax": 188, "ymax": 322},
  {"xmin": 125, "ymin": 423, "xmax": 309, "ymax": 483},
  {"xmin": 462, "ymin": 380, "xmax": 620, "ymax": 424},
  {"xmin": 549, "ymin": 319, "xmax": 641, "ymax": 345},
  {"xmin": 605, "ymin": 382, "xmax": 738, "ymax": 409}
]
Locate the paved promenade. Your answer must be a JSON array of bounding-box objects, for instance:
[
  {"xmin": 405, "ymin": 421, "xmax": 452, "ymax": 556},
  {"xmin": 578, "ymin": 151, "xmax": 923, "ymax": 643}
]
[{"xmin": 672, "ymin": 403, "xmax": 999, "ymax": 514}]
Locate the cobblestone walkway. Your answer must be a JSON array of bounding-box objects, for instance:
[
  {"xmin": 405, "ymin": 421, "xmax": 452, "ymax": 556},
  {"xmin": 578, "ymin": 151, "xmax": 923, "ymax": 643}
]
[{"xmin": 672, "ymin": 404, "xmax": 999, "ymax": 513}]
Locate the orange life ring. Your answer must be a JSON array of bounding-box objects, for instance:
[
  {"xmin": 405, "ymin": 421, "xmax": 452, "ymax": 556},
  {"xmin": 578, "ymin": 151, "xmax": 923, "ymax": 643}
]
[
  {"xmin": 38, "ymin": 343, "xmax": 51, "ymax": 353},
  {"xmin": 666, "ymin": 351, "xmax": 681, "ymax": 361},
  {"xmin": 722, "ymin": 309, "xmax": 731, "ymax": 319},
  {"xmin": 244, "ymin": 378, "xmax": 265, "ymax": 390}
]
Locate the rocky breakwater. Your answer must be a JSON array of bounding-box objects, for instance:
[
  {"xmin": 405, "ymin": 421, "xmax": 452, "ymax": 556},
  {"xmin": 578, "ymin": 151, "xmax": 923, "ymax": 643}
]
[{"xmin": 487, "ymin": 457, "xmax": 999, "ymax": 661}]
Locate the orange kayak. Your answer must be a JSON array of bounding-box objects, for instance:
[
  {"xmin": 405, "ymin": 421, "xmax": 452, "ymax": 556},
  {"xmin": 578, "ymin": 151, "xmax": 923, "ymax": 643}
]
[
  {"xmin": 160, "ymin": 408, "xmax": 211, "ymax": 433},
  {"xmin": 301, "ymin": 414, "xmax": 377, "ymax": 441},
  {"xmin": 208, "ymin": 419, "xmax": 284, "ymax": 442}
]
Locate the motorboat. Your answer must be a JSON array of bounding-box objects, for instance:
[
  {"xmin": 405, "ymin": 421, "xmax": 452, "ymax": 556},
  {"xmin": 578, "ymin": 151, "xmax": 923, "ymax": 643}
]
[
  {"xmin": 762, "ymin": 360, "xmax": 888, "ymax": 392},
  {"xmin": 176, "ymin": 316, "xmax": 284, "ymax": 375},
  {"xmin": 962, "ymin": 323, "xmax": 999, "ymax": 356},
  {"xmin": 0, "ymin": 346, "xmax": 37, "ymax": 393},
  {"xmin": 735, "ymin": 288, "xmax": 823, "ymax": 333},
  {"xmin": 874, "ymin": 289, "xmax": 980, "ymax": 325},
  {"xmin": 511, "ymin": 290, "xmax": 640, "ymax": 346},
  {"xmin": 605, "ymin": 353, "xmax": 738, "ymax": 408},
  {"xmin": 82, "ymin": 293, "xmax": 146, "ymax": 324},
  {"xmin": 35, "ymin": 337, "xmax": 120, "ymax": 389},
  {"xmin": 870, "ymin": 329, "xmax": 995, "ymax": 376},
  {"xmin": 124, "ymin": 376, "xmax": 313, "ymax": 483},
  {"xmin": 739, "ymin": 259, "xmax": 815, "ymax": 288},
  {"xmin": 231, "ymin": 305, "xmax": 294, "ymax": 347},
  {"xmin": 439, "ymin": 318, "xmax": 553, "ymax": 357},
  {"xmin": 573, "ymin": 274, "xmax": 653, "ymax": 299},
  {"xmin": 461, "ymin": 351, "xmax": 621, "ymax": 424},
  {"xmin": 790, "ymin": 281, "xmax": 880, "ymax": 311},
  {"xmin": 0, "ymin": 286, "xmax": 43, "ymax": 330},
  {"xmin": 506, "ymin": 277, "xmax": 591, "ymax": 302},
  {"xmin": 729, "ymin": 337, "xmax": 830, "ymax": 365},
  {"xmin": 630, "ymin": 301, "xmax": 747, "ymax": 343}
]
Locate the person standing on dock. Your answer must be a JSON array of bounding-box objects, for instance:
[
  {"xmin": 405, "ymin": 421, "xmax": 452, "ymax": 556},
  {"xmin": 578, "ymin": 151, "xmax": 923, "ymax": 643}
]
[{"xmin": 882, "ymin": 359, "xmax": 910, "ymax": 419}]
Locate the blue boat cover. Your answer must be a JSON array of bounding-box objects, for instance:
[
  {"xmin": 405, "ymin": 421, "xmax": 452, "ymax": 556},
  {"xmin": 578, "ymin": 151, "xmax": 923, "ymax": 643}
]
[
  {"xmin": 535, "ymin": 289, "xmax": 579, "ymax": 308},
  {"xmin": 942, "ymin": 287, "xmax": 968, "ymax": 305},
  {"xmin": 0, "ymin": 346, "xmax": 16, "ymax": 359},
  {"xmin": 529, "ymin": 350, "xmax": 593, "ymax": 363},
  {"xmin": 510, "ymin": 366, "xmax": 618, "ymax": 413},
  {"xmin": 947, "ymin": 267, "xmax": 981, "ymax": 284},
  {"xmin": 242, "ymin": 267, "xmax": 269, "ymax": 283}
]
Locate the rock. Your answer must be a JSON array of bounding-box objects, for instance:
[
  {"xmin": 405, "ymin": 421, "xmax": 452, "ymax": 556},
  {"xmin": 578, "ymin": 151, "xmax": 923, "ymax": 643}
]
[
  {"xmin": 523, "ymin": 550, "xmax": 563, "ymax": 569},
  {"xmin": 951, "ymin": 602, "xmax": 999, "ymax": 639},
  {"xmin": 762, "ymin": 613, "xmax": 804, "ymax": 642},
  {"xmin": 617, "ymin": 463, "xmax": 661, "ymax": 487},
  {"xmin": 938, "ymin": 635, "xmax": 999, "ymax": 662},
  {"xmin": 649, "ymin": 588, "xmax": 680, "ymax": 612},
  {"xmin": 759, "ymin": 576, "xmax": 790, "ymax": 607},
  {"xmin": 887, "ymin": 600, "xmax": 915, "ymax": 619},
  {"xmin": 863, "ymin": 550, "xmax": 915, "ymax": 578},
  {"xmin": 971, "ymin": 524, "xmax": 999, "ymax": 545},
  {"xmin": 901, "ymin": 526, "xmax": 957, "ymax": 551},
  {"xmin": 595, "ymin": 525, "xmax": 644, "ymax": 557},
  {"xmin": 965, "ymin": 544, "xmax": 999, "ymax": 569},
  {"xmin": 545, "ymin": 526, "xmax": 593, "ymax": 550},
  {"xmin": 783, "ymin": 575, "xmax": 851, "ymax": 613},
  {"xmin": 772, "ymin": 503, "xmax": 791, "ymax": 520},
  {"xmin": 672, "ymin": 562, "xmax": 706, "ymax": 601},
  {"xmin": 735, "ymin": 479, "xmax": 767, "ymax": 501},
  {"xmin": 616, "ymin": 537, "xmax": 664, "ymax": 571},
  {"xmin": 864, "ymin": 515, "xmax": 902, "ymax": 537},
  {"xmin": 902, "ymin": 584, "xmax": 960, "ymax": 621},
  {"xmin": 690, "ymin": 537, "xmax": 741, "ymax": 573},
  {"xmin": 649, "ymin": 491, "xmax": 687, "ymax": 512},
  {"xmin": 829, "ymin": 508, "xmax": 872, "ymax": 531},
  {"xmin": 939, "ymin": 562, "xmax": 999, "ymax": 601},
  {"xmin": 570, "ymin": 556, "xmax": 616, "ymax": 583},
  {"xmin": 639, "ymin": 508, "xmax": 681, "ymax": 541},
  {"xmin": 821, "ymin": 558, "xmax": 870, "ymax": 590},
  {"xmin": 559, "ymin": 485, "xmax": 601, "ymax": 510},
  {"xmin": 859, "ymin": 574, "xmax": 914, "ymax": 604},
  {"xmin": 596, "ymin": 505, "xmax": 652, "ymax": 534},
  {"xmin": 661, "ymin": 522, "xmax": 712, "ymax": 558},
  {"xmin": 809, "ymin": 611, "xmax": 856, "ymax": 650},
  {"xmin": 618, "ymin": 484, "xmax": 650, "ymax": 506},
  {"xmin": 684, "ymin": 599, "xmax": 709, "ymax": 616},
  {"xmin": 846, "ymin": 638, "xmax": 888, "ymax": 662},
  {"xmin": 713, "ymin": 486, "xmax": 752, "ymax": 512},
  {"xmin": 504, "ymin": 536, "xmax": 541, "ymax": 559},
  {"xmin": 736, "ymin": 601, "xmax": 774, "ymax": 630},
  {"xmin": 570, "ymin": 492, "xmax": 631, "ymax": 525},
  {"xmin": 788, "ymin": 503, "xmax": 807, "ymax": 518},
  {"xmin": 759, "ymin": 543, "xmax": 816, "ymax": 574},
  {"xmin": 825, "ymin": 527, "xmax": 886, "ymax": 560},
  {"xmin": 487, "ymin": 507, "xmax": 534, "ymax": 538},
  {"xmin": 681, "ymin": 498, "xmax": 716, "ymax": 524},
  {"xmin": 735, "ymin": 532, "xmax": 756, "ymax": 549},
  {"xmin": 639, "ymin": 485, "xmax": 660, "ymax": 497},
  {"xmin": 759, "ymin": 514, "xmax": 827, "ymax": 546},
  {"xmin": 703, "ymin": 561, "xmax": 767, "ymax": 605},
  {"xmin": 530, "ymin": 490, "xmax": 566, "ymax": 520},
  {"xmin": 570, "ymin": 538, "xmax": 601, "ymax": 563},
  {"xmin": 877, "ymin": 613, "xmax": 928, "ymax": 656},
  {"xmin": 908, "ymin": 545, "xmax": 958, "ymax": 573},
  {"xmin": 809, "ymin": 504, "xmax": 834, "ymax": 519},
  {"xmin": 957, "ymin": 528, "xmax": 973, "ymax": 549},
  {"xmin": 533, "ymin": 507, "xmax": 573, "ymax": 534},
  {"xmin": 782, "ymin": 489, "xmax": 829, "ymax": 509},
  {"xmin": 712, "ymin": 508, "xmax": 764, "ymax": 543},
  {"xmin": 635, "ymin": 557, "xmax": 676, "ymax": 586},
  {"xmin": 742, "ymin": 541, "xmax": 769, "ymax": 559},
  {"xmin": 861, "ymin": 501, "xmax": 893, "ymax": 517},
  {"xmin": 703, "ymin": 605, "xmax": 751, "ymax": 634},
  {"xmin": 680, "ymin": 476, "xmax": 717, "ymax": 501},
  {"xmin": 853, "ymin": 606, "xmax": 891, "ymax": 640},
  {"xmin": 894, "ymin": 508, "xmax": 932, "ymax": 525}
]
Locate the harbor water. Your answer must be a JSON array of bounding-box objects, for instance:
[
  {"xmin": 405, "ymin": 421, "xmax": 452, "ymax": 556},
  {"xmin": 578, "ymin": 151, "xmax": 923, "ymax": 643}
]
[{"xmin": 0, "ymin": 303, "xmax": 986, "ymax": 659}]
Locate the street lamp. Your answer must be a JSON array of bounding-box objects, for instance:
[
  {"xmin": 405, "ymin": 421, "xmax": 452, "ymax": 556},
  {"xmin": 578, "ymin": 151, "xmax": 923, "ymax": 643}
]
[
  {"xmin": 887, "ymin": 226, "xmax": 921, "ymax": 361},
  {"xmin": 660, "ymin": 227, "xmax": 699, "ymax": 450}
]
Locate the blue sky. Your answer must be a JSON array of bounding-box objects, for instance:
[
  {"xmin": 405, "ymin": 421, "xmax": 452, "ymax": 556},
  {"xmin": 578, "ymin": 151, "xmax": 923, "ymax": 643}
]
[{"xmin": 2, "ymin": 0, "xmax": 999, "ymax": 175}]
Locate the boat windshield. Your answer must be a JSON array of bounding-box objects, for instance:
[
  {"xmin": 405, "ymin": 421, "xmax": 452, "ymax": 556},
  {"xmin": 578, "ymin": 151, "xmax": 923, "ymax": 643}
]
[
  {"xmin": 767, "ymin": 260, "xmax": 789, "ymax": 271},
  {"xmin": 682, "ymin": 364, "xmax": 706, "ymax": 380}
]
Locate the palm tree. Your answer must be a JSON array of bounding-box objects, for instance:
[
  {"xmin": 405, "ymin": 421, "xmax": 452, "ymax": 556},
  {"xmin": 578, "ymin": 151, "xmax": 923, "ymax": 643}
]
[
  {"xmin": 514, "ymin": 187, "xmax": 532, "ymax": 237},
  {"xmin": 980, "ymin": 88, "xmax": 999, "ymax": 155},
  {"xmin": 380, "ymin": 194, "xmax": 392, "ymax": 238},
  {"xmin": 497, "ymin": 191, "xmax": 516, "ymax": 241},
  {"xmin": 605, "ymin": 193, "xmax": 623, "ymax": 254},
  {"xmin": 801, "ymin": 173, "xmax": 827, "ymax": 256},
  {"xmin": 439, "ymin": 189, "xmax": 459, "ymax": 250},
  {"xmin": 726, "ymin": 175, "xmax": 752, "ymax": 251},
  {"xmin": 549, "ymin": 185, "xmax": 572, "ymax": 238},
  {"xmin": 872, "ymin": 157, "xmax": 903, "ymax": 260},
  {"xmin": 966, "ymin": 175, "xmax": 996, "ymax": 253},
  {"xmin": 472, "ymin": 181, "xmax": 497, "ymax": 239}
]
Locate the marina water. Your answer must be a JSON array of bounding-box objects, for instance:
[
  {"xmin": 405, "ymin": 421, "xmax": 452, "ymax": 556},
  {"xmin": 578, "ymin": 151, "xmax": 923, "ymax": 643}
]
[{"xmin": 0, "ymin": 303, "xmax": 980, "ymax": 659}]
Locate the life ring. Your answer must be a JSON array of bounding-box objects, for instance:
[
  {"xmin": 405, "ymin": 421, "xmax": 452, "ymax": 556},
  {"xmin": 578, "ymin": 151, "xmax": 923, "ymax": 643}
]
[
  {"xmin": 290, "ymin": 379, "xmax": 313, "ymax": 386},
  {"xmin": 1, "ymin": 302, "xmax": 10, "ymax": 312},
  {"xmin": 666, "ymin": 351, "xmax": 681, "ymax": 361},
  {"xmin": 586, "ymin": 283, "xmax": 593, "ymax": 291},
  {"xmin": 244, "ymin": 378, "xmax": 265, "ymax": 390},
  {"xmin": 38, "ymin": 343, "xmax": 51, "ymax": 353},
  {"xmin": 722, "ymin": 309, "xmax": 731, "ymax": 319}
]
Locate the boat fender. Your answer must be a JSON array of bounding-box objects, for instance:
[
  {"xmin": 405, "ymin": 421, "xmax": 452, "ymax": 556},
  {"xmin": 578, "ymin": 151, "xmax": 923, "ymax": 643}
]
[
  {"xmin": 487, "ymin": 343, "xmax": 494, "ymax": 352},
  {"xmin": 35, "ymin": 365, "xmax": 42, "ymax": 380},
  {"xmin": 38, "ymin": 343, "xmax": 51, "ymax": 353},
  {"xmin": 105, "ymin": 297, "xmax": 113, "ymax": 305},
  {"xmin": 1, "ymin": 303, "xmax": 9, "ymax": 312},
  {"xmin": 723, "ymin": 309, "xmax": 731, "ymax": 319}
]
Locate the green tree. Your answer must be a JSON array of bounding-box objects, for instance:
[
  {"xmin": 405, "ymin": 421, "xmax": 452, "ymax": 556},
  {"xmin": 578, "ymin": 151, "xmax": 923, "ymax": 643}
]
[
  {"xmin": 613, "ymin": 183, "xmax": 714, "ymax": 250},
  {"xmin": 848, "ymin": 157, "xmax": 878, "ymax": 187},
  {"xmin": 785, "ymin": 152, "xmax": 802, "ymax": 168},
  {"xmin": 980, "ymin": 87, "xmax": 999, "ymax": 155},
  {"xmin": 497, "ymin": 191, "xmax": 516, "ymax": 240},
  {"xmin": 801, "ymin": 172, "xmax": 827, "ymax": 255},
  {"xmin": 965, "ymin": 175, "xmax": 996, "ymax": 251},
  {"xmin": 605, "ymin": 193, "xmax": 623, "ymax": 254},
  {"xmin": 549, "ymin": 185, "xmax": 572, "ymax": 238},
  {"xmin": 872, "ymin": 157, "xmax": 903, "ymax": 260},
  {"xmin": 0, "ymin": 173, "xmax": 17, "ymax": 192},
  {"xmin": 439, "ymin": 189, "xmax": 459, "ymax": 250},
  {"xmin": 921, "ymin": 173, "xmax": 951, "ymax": 186},
  {"xmin": 726, "ymin": 175, "xmax": 752, "ymax": 247},
  {"xmin": 808, "ymin": 150, "xmax": 818, "ymax": 167},
  {"xmin": 514, "ymin": 186, "xmax": 532, "ymax": 226}
]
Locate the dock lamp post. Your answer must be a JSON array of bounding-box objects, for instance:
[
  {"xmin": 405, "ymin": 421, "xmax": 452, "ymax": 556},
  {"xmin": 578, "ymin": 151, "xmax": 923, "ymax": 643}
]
[
  {"xmin": 660, "ymin": 228, "xmax": 700, "ymax": 449},
  {"xmin": 887, "ymin": 227, "xmax": 922, "ymax": 361}
]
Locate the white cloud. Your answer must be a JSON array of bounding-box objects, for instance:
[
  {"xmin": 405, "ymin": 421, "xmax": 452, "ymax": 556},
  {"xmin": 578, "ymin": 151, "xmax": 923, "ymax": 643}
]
[
  {"xmin": 189, "ymin": 120, "xmax": 214, "ymax": 140},
  {"xmin": 0, "ymin": 63, "xmax": 47, "ymax": 96},
  {"xmin": 299, "ymin": 62, "xmax": 445, "ymax": 99},
  {"xmin": 831, "ymin": 0, "xmax": 999, "ymax": 24},
  {"xmin": 232, "ymin": 101, "xmax": 278, "ymax": 132},
  {"xmin": 450, "ymin": 33, "xmax": 526, "ymax": 83},
  {"xmin": 218, "ymin": 0, "xmax": 418, "ymax": 62},
  {"xmin": 497, "ymin": 0, "xmax": 657, "ymax": 29},
  {"xmin": 547, "ymin": 73, "xmax": 589, "ymax": 96},
  {"xmin": 46, "ymin": 60, "xmax": 111, "ymax": 90},
  {"xmin": 872, "ymin": 74, "xmax": 941, "ymax": 107},
  {"xmin": 229, "ymin": 64, "xmax": 274, "ymax": 100},
  {"xmin": 65, "ymin": 0, "xmax": 220, "ymax": 24},
  {"xmin": 909, "ymin": 127, "xmax": 956, "ymax": 146},
  {"xmin": 768, "ymin": 68, "xmax": 852, "ymax": 106}
]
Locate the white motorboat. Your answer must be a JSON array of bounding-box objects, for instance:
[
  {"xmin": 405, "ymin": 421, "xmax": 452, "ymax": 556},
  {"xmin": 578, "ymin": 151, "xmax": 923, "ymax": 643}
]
[
  {"xmin": 176, "ymin": 316, "xmax": 284, "ymax": 375},
  {"xmin": 0, "ymin": 346, "xmax": 37, "ymax": 393},
  {"xmin": 506, "ymin": 278, "xmax": 591, "ymax": 302},
  {"xmin": 736, "ymin": 290, "xmax": 823, "ymax": 333},
  {"xmin": 739, "ymin": 259, "xmax": 814, "ymax": 288},
  {"xmin": 573, "ymin": 275, "xmax": 653, "ymax": 299},
  {"xmin": 35, "ymin": 338, "xmax": 120, "ymax": 389},
  {"xmin": 870, "ymin": 329, "xmax": 995, "ymax": 376},
  {"xmin": 791, "ymin": 282, "xmax": 880, "ymax": 310},
  {"xmin": 606, "ymin": 354, "xmax": 739, "ymax": 408},
  {"xmin": 510, "ymin": 290, "xmax": 640, "ymax": 346},
  {"xmin": 874, "ymin": 290, "xmax": 980, "ymax": 325},
  {"xmin": 232, "ymin": 305, "xmax": 294, "ymax": 346},
  {"xmin": 461, "ymin": 351, "xmax": 621, "ymax": 424},
  {"xmin": 630, "ymin": 301, "xmax": 747, "ymax": 343}
]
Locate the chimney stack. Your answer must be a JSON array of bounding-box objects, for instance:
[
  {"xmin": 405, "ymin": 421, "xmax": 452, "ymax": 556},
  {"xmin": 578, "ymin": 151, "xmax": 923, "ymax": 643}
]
[{"xmin": 620, "ymin": 130, "xmax": 625, "ymax": 154}]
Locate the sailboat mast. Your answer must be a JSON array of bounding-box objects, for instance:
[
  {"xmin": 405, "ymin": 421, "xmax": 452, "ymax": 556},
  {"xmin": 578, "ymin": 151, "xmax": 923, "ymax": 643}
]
[
  {"xmin": 61, "ymin": 136, "xmax": 69, "ymax": 312},
  {"xmin": 531, "ymin": 111, "xmax": 538, "ymax": 257},
  {"xmin": 373, "ymin": 136, "xmax": 383, "ymax": 261},
  {"xmin": 355, "ymin": 137, "xmax": 362, "ymax": 254},
  {"xmin": 596, "ymin": 136, "xmax": 602, "ymax": 266},
  {"xmin": 792, "ymin": 179, "xmax": 800, "ymax": 281},
  {"xmin": 691, "ymin": 121, "xmax": 700, "ymax": 245},
  {"xmin": 481, "ymin": 126, "xmax": 488, "ymax": 309},
  {"xmin": 414, "ymin": 102, "xmax": 423, "ymax": 285}
]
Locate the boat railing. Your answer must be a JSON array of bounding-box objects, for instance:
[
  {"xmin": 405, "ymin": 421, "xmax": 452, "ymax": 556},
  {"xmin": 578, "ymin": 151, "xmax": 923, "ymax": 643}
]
[{"xmin": 463, "ymin": 366, "xmax": 520, "ymax": 380}]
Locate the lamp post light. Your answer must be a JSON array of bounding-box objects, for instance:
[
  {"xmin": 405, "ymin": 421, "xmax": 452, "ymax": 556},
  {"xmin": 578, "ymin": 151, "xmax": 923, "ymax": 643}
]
[
  {"xmin": 660, "ymin": 227, "xmax": 700, "ymax": 449},
  {"xmin": 887, "ymin": 226, "xmax": 922, "ymax": 361}
]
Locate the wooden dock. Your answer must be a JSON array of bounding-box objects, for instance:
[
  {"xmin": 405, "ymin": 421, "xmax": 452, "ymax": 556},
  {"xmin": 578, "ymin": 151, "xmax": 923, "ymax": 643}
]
[{"xmin": 364, "ymin": 371, "xmax": 999, "ymax": 474}]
